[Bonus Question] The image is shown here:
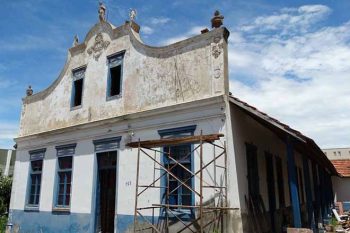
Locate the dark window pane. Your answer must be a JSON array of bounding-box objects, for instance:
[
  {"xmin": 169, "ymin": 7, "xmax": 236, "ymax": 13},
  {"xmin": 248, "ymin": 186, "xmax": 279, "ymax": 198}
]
[
  {"xmin": 109, "ymin": 65, "xmax": 121, "ymax": 96},
  {"xmin": 73, "ymin": 79, "xmax": 83, "ymax": 107},
  {"xmin": 66, "ymin": 184, "xmax": 71, "ymax": 195},
  {"xmin": 169, "ymin": 195, "xmax": 177, "ymax": 205},
  {"xmin": 58, "ymin": 157, "xmax": 72, "ymax": 169},
  {"xmin": 169, "ymin": 181, "xmax": 178, "ymax": 194},
  {"xmin": 28, "ymin": 160, "xmax": 42, "ymax": 206},
  {"xmin": 30, "ymin": 185, "xmax": 36, "ymax": 195},
  {"xmin": 59, "ymin": 184, "xmax": 65, "ymax": 194},
  {"xmin": 97, "ymin": 152, "xmax": 117, "ymax": 168},
  {"xmin": 31, "ymin": 160, "xmax": 43, "ymax": 172},
  {"xmin": 182, "ymin": 186, "xmax": 191, "ymax": 195},
  {"xmin": 58, "ymin": 172, "xmax": 65, "ymax": 184},
  {"xmin": 65, "ymin": 195, "xmax": 70, "ymax": 206},
  {"xmin": 29, "ymin": 194, "xmax": 35, "ymax": 205},
  {"xmin": 164, "ymin": 144, "xmax": 193, "ymax": 207},
  {"xmin": 57, "ymin": 195, "xmax": 64, "ymax": 205},
  {"xmin": 31, "ymin": 175, "xmax": 37, "ymax": 185},
  {"xmin": 66, "ymin": 172, "xmax": 71, "ymax": 183},
  {"xmin": 37, "ymin": 184, "xmax": 41, "ymax": 196},
  {"xmin": 182, "ymin": 195, "xmax": 191, "ymax": 206},
  {"xmin": 34, "ymin": 194, "xmax": 40, "ymax": 205}
]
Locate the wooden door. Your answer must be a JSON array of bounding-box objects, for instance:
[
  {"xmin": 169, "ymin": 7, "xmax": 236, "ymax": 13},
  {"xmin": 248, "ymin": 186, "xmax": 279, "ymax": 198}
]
[{"xmin": 97, "ymin": 151, "xmax": 117, "ymax": 233}]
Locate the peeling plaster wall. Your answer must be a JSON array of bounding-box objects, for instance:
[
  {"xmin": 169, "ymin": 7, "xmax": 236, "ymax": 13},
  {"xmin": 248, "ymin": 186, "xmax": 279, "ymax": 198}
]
[
  {"xmin": 10, "ymin": 98, "xmax": 230, "ymax": 232},
  {"xmin": 19, "ymin": 22, "xmax": 229, "ymax": 137}
]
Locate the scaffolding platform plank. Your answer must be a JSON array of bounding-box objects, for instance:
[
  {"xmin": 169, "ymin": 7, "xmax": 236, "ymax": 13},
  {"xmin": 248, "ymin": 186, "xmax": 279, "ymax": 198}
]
[{"xmin": 126, "ymin": 133, "xmax": 224, "ymax": 148}]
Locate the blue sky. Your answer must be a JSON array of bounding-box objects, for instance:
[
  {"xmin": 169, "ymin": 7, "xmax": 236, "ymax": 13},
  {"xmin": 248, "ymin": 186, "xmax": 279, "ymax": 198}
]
[{"xmin": 0, "ymin": 0, "xmax": 350, "ymax": 149}]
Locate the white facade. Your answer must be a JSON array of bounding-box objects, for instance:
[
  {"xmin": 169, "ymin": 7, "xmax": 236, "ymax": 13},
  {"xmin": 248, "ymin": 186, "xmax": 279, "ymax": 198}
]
[{"xmin": 323, "ymin": 148, "xmax": 350, "ymax": 160}]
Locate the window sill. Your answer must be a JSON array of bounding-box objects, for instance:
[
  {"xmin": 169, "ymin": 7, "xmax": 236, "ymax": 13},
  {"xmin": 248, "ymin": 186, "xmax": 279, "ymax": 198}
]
[
  {"xmin": 70, "ymin": 105, "xmax": 82, "ymax": 111},
  {"xmin": 52, "ymin": 207, "xmax": 70, "ymax": 215},
  {"xmin": 106, "ymin": 94, "xmax": 122, "ymax": 101},
  {"xmin": 24, "ymin": 205, "xmax": 39, "ymax": 212}
]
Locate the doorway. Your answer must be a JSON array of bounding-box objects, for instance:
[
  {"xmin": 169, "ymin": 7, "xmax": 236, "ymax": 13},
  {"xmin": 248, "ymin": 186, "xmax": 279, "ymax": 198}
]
[{"xmin": 96, "ymin": 151, "xmax": 117, "ymax": 233}]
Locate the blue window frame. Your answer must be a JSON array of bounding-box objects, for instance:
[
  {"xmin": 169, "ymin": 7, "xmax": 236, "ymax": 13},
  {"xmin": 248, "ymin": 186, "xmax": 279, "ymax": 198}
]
[
  {"xmin": 27, "ymin": 149, "xmax": 46, "ymax": 207},
  {"xmin": 55, "ymin": 144, "xmax": 76, "ymax": 208},
  {"xmin": 158, "ymin": 125, "xmax": 196, "ymax": 210},
  {"xmin": 107, "ymin": 52, "xmax": 124, "ymax": 100},
  {"xmin": 164, "ymin": 144, "xmax": 192, "ymax": 206},
  {"xmin": 71, "ymin": 67, "xmax": 85, "ymax": 108}
]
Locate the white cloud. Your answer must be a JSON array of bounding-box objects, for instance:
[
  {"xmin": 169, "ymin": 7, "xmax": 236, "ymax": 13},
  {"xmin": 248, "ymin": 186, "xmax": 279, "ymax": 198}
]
[
  {"xmin": 161, "ymin": 26, "xmax": 206, "ymax": 45},
  {"xmin": 150, "ymin": 17, "xmax": 170, "ymax": 25},
  {"xmin": 229, "ymin": 5, "xmax": 350, "ymax": 148},
  {"xmin": 142, "ymin": 26, "xmax": 154, "ymax": 35},
  {"xmin": 241, "ymin": 4, "xmax": 331, "ymax": 34}
]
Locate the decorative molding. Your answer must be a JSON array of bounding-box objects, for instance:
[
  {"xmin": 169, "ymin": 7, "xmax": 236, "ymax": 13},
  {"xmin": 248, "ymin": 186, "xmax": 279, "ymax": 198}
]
[
  {"xmin": 87, "ymin": 33, "xmax": 110, "ymax": 60},
  {"xmin": 93, "ymin": 136, "xmax": 122, "ymax": 152},
  {"xmin": 73, "ymin": 67, "xmax": 86, "ymax": 80},
  {"xmin": 158, "ymin": 125, "xmax": 197, "ymax": 137},
  {"xmin": 214, "ymin": 66, "xmax": 221, "ymax": 79},
  {"xmin": 29, "ymin": 148, "xmax": 46, "ymax": 160},
  {"xmin": 212, "ymin": 36, "xmax": 224, "ymax": 59},
  {"xmin": 55, "ymin": 143, "xmax": 77, "ymax": 157},
  {"xmin": 212, "ymin": 44, "xmax": 223, "ymax": 59}
]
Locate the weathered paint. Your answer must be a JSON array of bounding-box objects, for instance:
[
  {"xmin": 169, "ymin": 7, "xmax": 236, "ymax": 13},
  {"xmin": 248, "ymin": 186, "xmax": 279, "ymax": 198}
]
[
  {"xmin": 10, "ymin": 210, "xmax": 91, "ymax": 232},
  {"xmin": 11, "ymin": 96, "xmax": 232, "ymax": 232},
  {"xmin": 19, "ymin": 21, "xmax": 229, "ymax": 137}
]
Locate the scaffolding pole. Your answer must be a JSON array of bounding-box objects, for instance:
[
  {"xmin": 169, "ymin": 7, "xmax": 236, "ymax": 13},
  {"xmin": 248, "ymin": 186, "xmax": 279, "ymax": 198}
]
[{"xmin": 128, "ymin": 133, "xmax": 234, "ymax": 233}]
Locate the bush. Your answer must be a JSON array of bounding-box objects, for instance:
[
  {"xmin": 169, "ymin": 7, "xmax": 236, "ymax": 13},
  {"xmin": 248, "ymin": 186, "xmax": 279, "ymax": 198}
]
[
  {"xmin": 0, "ymin": 215, "xmax": 7, "ymax": 233},
  {"xmin": 0, "ymin": 175, "xmax": 12, "ymax": 215},
  {"xmin": 0, "ymin": 173, "xmax": 12, "ymax": 232}
]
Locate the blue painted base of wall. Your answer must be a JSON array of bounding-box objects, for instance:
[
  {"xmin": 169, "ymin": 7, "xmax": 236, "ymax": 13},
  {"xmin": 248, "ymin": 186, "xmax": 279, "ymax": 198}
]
[
  {"xmin": 10, "ymin": 209, "xmax": 92, "ymax": 233},
  {"xmin": 117, "ymin": 214, "xmax": 134, "ymax": 232},
  {"xmin": 10, "ymin": 210, "xmax": 154, "ymax": 233}
]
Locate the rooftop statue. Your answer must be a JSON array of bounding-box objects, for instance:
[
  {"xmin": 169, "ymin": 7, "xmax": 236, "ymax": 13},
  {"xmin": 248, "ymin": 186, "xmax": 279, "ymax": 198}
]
[
  {"xmin": 73, "ymin": 35, "xmax": 79, "ymax": 47},
  {"xmin": 98, "ymin": 2, "xmax": 106, "ymax": 22},
  {"xmin": 129, "ymin": 9, "xmax": 137, "ymax": 21},
  {"xmin": 211, "ymin": 10, "xmax": 224, "ymax": 28}
]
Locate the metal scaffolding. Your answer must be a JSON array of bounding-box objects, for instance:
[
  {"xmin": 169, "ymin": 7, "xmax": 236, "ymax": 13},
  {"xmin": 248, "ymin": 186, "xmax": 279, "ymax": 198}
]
[{"xmin": 126, "ymin": 133, "xmax": 231, "ymax": 233}]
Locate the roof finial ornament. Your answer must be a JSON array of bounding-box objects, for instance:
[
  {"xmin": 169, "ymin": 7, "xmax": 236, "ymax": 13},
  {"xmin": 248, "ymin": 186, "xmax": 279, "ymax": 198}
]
[
  {"xmin": 26, "ymin": 85, "xmax": 33, "ymax": 96},
  {"xmin": 211, "ymin": 10, "xmax": 224, "ymax": 28},
  {"xmin": 129, "ymin": 8, "xmax": 137, "ymax": 21},
  {"xmin": 73, "ymin": 35, "xmax": 79, "ymax": 47},
  {"xmin": 98, "ymin": 1, "xmax": 106, "ymax": 22}
]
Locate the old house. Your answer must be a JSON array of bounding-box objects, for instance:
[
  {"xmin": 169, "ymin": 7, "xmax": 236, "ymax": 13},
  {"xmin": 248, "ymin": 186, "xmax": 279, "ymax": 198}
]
[{"xmin": 9, "ymin": 5, "xmax": 337, "ymax": 233}]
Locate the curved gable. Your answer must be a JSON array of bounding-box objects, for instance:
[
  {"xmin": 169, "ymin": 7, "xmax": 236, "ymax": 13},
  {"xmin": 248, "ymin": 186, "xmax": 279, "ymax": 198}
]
[{"xmin": 19, "ymin": 21, "xmax": 230, "ymax": 137}]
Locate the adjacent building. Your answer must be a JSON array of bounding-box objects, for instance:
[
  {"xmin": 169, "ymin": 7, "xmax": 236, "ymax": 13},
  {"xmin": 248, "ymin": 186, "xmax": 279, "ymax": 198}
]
[
  {"xmin": 9, "ymin": 5, "xmax": 337, "ymax": 233},
  {"xmin": 0, "ymin": 149, "xmax": 16, "ymax": 177},
  {"xmin": 323, "ymin": 147, "xmax": 350, "ymax": 210}
]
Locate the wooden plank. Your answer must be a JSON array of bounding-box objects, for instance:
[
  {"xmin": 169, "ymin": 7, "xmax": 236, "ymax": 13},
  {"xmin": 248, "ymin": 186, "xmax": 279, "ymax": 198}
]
[{"xmin": 126, "ymin": 134, "xmax": 224, "ymax": 148}]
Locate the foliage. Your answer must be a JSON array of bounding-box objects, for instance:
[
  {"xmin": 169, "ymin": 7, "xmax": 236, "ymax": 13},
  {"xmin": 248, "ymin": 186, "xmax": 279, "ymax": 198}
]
[
  {"xmin": 0, "ymin": 174, "xmax": 12, "ymax": 215},
  {"xmin": 0, "ymin": 172, "xmax": 12, "ymax": 232},
  {"xmin": 330, "ymin": 216, "xmax": 338, "ymax": 226},
  {"xmin": 0, "ymin": 215, "xmax": 7, "ymax": 233}
]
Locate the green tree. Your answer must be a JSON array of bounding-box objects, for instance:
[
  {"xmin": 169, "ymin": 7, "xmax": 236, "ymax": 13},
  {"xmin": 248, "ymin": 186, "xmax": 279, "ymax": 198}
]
[{"xmin": 0, "ymin": 174, "xmax": 12, "ymax": 215}]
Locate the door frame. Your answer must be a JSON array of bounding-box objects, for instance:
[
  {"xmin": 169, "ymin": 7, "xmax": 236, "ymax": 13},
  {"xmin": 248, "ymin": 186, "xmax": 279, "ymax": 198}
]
[{"xmin": 93, "ymin": 149, "xmax": 119, "ymax": 233}]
